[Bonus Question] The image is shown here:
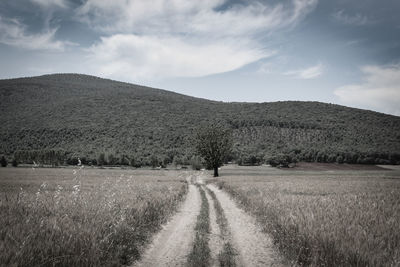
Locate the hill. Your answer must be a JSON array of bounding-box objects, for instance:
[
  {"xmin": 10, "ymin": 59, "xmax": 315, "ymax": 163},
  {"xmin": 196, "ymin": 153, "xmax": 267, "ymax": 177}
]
[{"xmin": 1, "ymin": 73, "xmax": 400, "ymax": 166}]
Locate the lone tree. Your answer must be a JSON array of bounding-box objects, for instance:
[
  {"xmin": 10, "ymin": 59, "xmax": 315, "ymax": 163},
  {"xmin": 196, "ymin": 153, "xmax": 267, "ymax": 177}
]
[{"xmin": 194, "ymin": 123, "xmax": 233, "ymax": 177}]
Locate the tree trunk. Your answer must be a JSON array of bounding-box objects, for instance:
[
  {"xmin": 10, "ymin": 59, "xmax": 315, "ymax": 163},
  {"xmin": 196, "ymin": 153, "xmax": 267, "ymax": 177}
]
[{"xmin": 214, "ymin": 166, "xmax": 219, "ymax": 177}]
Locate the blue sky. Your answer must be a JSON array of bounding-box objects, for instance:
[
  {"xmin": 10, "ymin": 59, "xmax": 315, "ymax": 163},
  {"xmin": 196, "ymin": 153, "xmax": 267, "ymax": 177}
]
[{"xmin": 1, "ymin": 0, "xmax": 400, "ymax": 115}]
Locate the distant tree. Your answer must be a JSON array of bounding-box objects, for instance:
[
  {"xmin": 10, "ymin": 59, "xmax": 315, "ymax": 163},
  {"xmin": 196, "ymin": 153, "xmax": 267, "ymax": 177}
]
[
  {"xmin": 120, "ymin": 155, "xmax": 130, "ymax": 166},
  {"xmin": 1, "ymin": 156, "xmax": 7, "ymax": 167},
  {"xmin": 12, "ymin": 158, "xmax": 18, "ymax": 167},
  {"xmin": 194, "ymin": 123, "xmax": 232, "ymax": 177},
  {"xmin": 130, "ymin": 157, "xmax": 137, "ymax": 167},
  {"xmin": 108, "ymin": 154, "xmax": 116, "ymax": 165},
  {"xmin": 98, "ymin": 153, "xmax": 106, "ymax": 166},
  {"xmin": 67, "ymin": 157, "xmax": 79, "ymax": 165},
  {"xmin": 150, "ymin": 155, "xmax": 159, "ymax": 168},
  {"xmin": 91, "ymin": 158, "xmax": 97, "ymax": 166},
  {"xmin": 190, "ymin": 155, "xmax": 203, "ymax": 170},
  {"xmin": 268, "ymin": 154, "xmax": 287, "ymax": 167}
]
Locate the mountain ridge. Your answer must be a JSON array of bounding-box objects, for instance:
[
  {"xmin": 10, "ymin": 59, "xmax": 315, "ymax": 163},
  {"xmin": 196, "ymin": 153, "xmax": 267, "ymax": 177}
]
[{"xmin": 1, "ymin": 73, "xmax": 399, "ymax": 166}]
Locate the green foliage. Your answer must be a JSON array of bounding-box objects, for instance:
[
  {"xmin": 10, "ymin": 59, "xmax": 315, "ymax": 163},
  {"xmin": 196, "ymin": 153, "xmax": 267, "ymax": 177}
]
[
  {"xmin": 14, "ymin": 150, "xmax": 67, "ymax": 166},
  {"xmin": 238, "ymin": 152, "xmax": 264, "ymax": 166},
  {"xmin": 150, "ymin": 155, "xmax": 159, "ymax": 168},
  {"xmin": 190, "ymin": 156, "xmax": 203, "ymax": 170},
  {"xmin": 1, "ymin": 74, "xmax": 399, "ymax": 166},
  {"xmin": 267, "ymin": 154, "xmax": 296, "ymax": 167},
  {"xmin": 98, "ymin": 153, "xmax": 106, "ymax": 166},
  {"xmin": 1, "ymin": 156, "xmax": 7, "ymax": 167},
  {"xmin": 11, "ymin": 158, "xmax": 18, "ymax": 167},
  {"xmin": 194, "ymin": 123, "xmax": 233, "ymax": 176}
]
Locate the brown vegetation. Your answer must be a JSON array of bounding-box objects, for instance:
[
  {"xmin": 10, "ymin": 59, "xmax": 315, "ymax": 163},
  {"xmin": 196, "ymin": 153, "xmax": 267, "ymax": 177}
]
[
  {"xmin": 0, "ymin": 168, "xmax": 188, "ymax": 266},
  {"xmin": 216, "ymin": 167, "xmax": 400, "ymax": 266}
]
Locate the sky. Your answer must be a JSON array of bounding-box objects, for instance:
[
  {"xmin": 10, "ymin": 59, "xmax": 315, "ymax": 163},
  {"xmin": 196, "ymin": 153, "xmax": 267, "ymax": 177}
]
[{"xmin": 0, "ymin": 0, "xmax": 400, "ymax": 116}]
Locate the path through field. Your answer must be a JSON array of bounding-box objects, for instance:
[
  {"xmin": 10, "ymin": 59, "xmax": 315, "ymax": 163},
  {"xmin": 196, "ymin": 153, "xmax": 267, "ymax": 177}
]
[
  {"xmin": 206, "ymin": 183, "xmax": 283, "ymax": 266},
  {"xmin": 133, "ymin": 173, "xmax": 201, "ymax": 266},
  {"xmin": 134, "ymin": 171, "xmax": 284, "ymax": 266}
]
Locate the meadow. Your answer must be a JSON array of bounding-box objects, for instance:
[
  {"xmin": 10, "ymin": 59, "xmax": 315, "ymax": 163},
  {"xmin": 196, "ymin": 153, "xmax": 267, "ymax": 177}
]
[
  {"xmin": 0, "ymin": 167, "xmax": 188, "ymax": 266},
  {"xmin": 215, "ymin": 165, "xmax": 400, "ymax": 266}
]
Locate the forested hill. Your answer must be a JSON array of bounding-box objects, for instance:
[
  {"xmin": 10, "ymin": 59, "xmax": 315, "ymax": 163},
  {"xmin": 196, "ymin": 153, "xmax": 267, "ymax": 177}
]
[{"xmin": 1, "ymin": 73, "xmax": 400, "ymax": 166}]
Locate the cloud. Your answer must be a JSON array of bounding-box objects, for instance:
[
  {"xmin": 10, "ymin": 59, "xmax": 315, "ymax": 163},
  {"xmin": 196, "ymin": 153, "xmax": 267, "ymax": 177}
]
[
  {"xmin": 80, "ymin": 0, "xmax": 318, "ymax": 80},
  {"xmin": 31, "ymin": 0, "xmax": 67, "ymax": 8},
  {"xmin": 0, "ymin": 16, "xmax": 72, "ymax": 51},
  {"xmin": 284, "ymin": 63, "xmax": 323, "ymax": 79},
  {"xmin": 88, "ymin": 34, "xmax": 271, "ymax": 80},
  {"xmin": 334, "ymin": 64, "xmax": 400, "ymax": 115},
  {"xmin": 77, "ymin": 0, "xmax": 318, "ymax": 34},
  {"xmin": 333, "ymin": 10, "xmax": 372, "ymax": 26}
]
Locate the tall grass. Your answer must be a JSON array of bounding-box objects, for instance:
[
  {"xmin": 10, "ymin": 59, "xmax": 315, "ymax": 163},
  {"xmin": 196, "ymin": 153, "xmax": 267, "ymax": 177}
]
[
  {"xmin": 217, "ymin": 172, "xmax": 400, "ymax": 266},
  {"xmin": 0, "ymin": 168, "xmax": 188, "ymax": 266}
]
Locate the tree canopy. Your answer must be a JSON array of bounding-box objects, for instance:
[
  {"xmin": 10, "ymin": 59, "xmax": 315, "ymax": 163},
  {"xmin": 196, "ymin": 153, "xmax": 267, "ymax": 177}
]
[{"xmin": 194, "ymin": 123, "xmax": 233, "ymax": 177}]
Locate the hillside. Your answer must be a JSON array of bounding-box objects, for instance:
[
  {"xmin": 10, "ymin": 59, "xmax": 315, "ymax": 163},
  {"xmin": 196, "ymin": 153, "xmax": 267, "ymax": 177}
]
[{"xmin": 1, "ymin": 74, "xmax": 400, "ymax": 166}]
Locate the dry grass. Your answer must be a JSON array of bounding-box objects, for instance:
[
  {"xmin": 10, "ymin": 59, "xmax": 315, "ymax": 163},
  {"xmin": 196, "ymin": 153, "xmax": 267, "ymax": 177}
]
[
  {"xmin": 216, "ymin": 166, "xmax": 400, "ymax": 266},
  {"xmin": 0, "ymin": 167, "xmax": 188, "ymax": 266}
]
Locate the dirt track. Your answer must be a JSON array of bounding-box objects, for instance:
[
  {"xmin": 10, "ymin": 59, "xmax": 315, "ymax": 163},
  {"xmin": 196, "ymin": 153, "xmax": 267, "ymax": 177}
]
[
  {"xmin": 134, "ymin": 172, "xmax": 284, "ymax": 266},
  {"xmin": 207, "ymin": 183, "xmax": 283, "ymax": 266},
  {"xmin": 133, "ymin": 174, "xmax": 201, "ymax": 266}
]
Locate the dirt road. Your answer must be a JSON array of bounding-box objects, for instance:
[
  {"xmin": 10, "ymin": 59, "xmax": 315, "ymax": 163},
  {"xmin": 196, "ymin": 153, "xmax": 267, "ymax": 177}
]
[
  {"xmin": 207, "ymin": 183, "xmax": 283, "ymax": 266},
  {"xmin": 133, "ymin": 174, "xmax": 201, "ymax": 266},
  {"xmin": 134, "ymin": 172, "xmax": 284, "ymax": 266}
]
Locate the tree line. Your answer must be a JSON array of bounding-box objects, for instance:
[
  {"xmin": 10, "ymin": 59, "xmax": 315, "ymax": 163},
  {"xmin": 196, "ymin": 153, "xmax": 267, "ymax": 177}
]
[{"xmin": 3, "ymin": 125, "xmax": 399, "ymax": 169}]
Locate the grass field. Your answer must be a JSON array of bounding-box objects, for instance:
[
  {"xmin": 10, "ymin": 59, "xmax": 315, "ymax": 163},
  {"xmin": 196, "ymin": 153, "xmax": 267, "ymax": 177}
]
[
  {"xmin": 214, "ymin": 165, "xmax": 400, "ymax": 266},
  {"xmin": 0, "ymin": 167, "xmax": 188, "ymax": 266}
]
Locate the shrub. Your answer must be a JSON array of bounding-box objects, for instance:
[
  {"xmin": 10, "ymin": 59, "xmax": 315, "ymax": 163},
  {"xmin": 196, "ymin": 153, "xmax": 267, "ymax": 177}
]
[
  {"xmin": 1, "ymin": 156, "xmax": 7, "ymax": 167},
  {"xmin": 268, "ymin": 154, "xmax": 292, "ymax": 167},
  {"xmin": 190, "ymin": 156, "xmax": 203, "ymax": 170},
  {"xmin": 238, "ymin": 153, "xmax": 264, "ymax": 166},
  {"xmin": 98, "ymin": 153, "xmax": 106, "ymax": 166},
  {"xmin": 12, "ymin": 158, "xmax": 18, "ymax": 167}
]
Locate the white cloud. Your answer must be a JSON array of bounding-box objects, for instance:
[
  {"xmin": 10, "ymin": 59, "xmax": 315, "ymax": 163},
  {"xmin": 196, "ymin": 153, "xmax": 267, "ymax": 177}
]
[
  {"xmin": 31, "ymin": 0, "xmax": 67, "ymax": 8},
  {"xmin": 77, "ymin": 0, "xmax": 317, "ymax": 35},
  {"xmin": 88, "ymin": 34, "xmax": 270, "ymax": 79},
  {"xmin": 0, "ymin": 16, "xmax": 72, "ymax": 51},
  {"xmin": 334, "ymin": 64, "xmax": 400, "ymax": 115},
  {"xmin": 79, "ymin": 0, "xmax": 318, "ymax": 80},
  {"xmin": 284, "ymin": 63, "xmax": 323, "ymax": 79},
  {"xmin": 333, "ymin": 10, "xmax": 372, "ymax": 26}
]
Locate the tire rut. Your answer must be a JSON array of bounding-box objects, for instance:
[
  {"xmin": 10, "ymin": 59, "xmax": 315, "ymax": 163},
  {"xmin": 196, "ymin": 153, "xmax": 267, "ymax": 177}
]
[
  {"xmin": 133, "ymin": 174, "xmax": 201, "ymax": 267},
  {"xmin": 207, "ymin": 183, "xmax": 284, "ymax": 267},
  {"xmin": 204, "ymin": 189, "xmax": 224, "ymax": 267}
]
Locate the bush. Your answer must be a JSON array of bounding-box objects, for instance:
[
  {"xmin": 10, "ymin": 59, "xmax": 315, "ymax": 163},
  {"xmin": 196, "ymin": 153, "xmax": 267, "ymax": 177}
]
[
  {"xmin": 12, "ymin": 158, "xmax": 18, "ymax": 167},
  {"xmin": 190, "ymin": 156, "xmax": 203, "ymax": 170},
  {"xmin": 120, "ymin": 156, "xmax": 130, "ymax": 166},
  {"xmin": 1, "ymin": 156, "xmax": 7, "ymax": 167},
  {"xmin": 150, "ymin": 155, "xmax": 159, "ymax": 168},
  {"xmin": 238, "ymin": 153, "xmax": 264, "ymax": 166},
  {"xmin": 130, "ymin": 158, "xmax": 142, "ymax": 168},
  {"xmin": 98, "ymin": 153, "xmax": 106, "ymax": 166},
  {"xmin": 66, "ymin": 157, "xmax": 79, "ymax": 165},
  {"xmin": 268, "ymin": 154, "xmax": 292, "ymax": 167}
]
